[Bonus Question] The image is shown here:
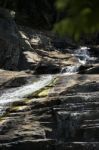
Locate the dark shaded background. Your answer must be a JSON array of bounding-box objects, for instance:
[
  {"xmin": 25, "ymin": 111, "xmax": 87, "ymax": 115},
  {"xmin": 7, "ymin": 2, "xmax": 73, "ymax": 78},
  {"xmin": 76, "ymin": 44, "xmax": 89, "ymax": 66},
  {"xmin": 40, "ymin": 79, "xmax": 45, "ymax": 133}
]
[{"xmin": 0, "ymin": 0, "xmax": 56, "ymax": 30}]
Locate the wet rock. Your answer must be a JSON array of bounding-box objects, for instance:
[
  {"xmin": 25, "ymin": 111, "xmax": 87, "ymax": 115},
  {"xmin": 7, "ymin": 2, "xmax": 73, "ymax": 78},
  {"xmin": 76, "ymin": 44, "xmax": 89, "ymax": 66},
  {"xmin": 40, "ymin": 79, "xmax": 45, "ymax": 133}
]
[
  {"xmin": 1, "ymin": 77, "xmax": 29, "ymax": 88},
  {"xmin": 0, "ymin": 75, "xmax": 99, "ymax": 150},
  {"xmin": 56, "ymin": 142, "xmax": 99, "ymax": 150},
  {"xmin": 56, "ymin": 111, "xmax": 81, "ymax": 141},
  {"xmin": 18, "ymin": 26, "xmax": 76, "ymax": 73},
  {"xmin": 0, "ymin": 70, "xmax": 31, "ymax": 89},
  {"xmin": 78, "ymin": 65, "xmax": 92, "ymax": 73},
  {"xmin": 34, "ymin": 63, "xmax": 61, "ymax": 74},
  {"xmin": 84, "ymin": 65, "xmax": 99, "ymax": 74},
  {"xmin": 61, "ymin": 81, "xmax": 99, "ymax": 95},
  {"xmin": 0, "ymin": 139, "xmax": 56, "ymax": 150}
]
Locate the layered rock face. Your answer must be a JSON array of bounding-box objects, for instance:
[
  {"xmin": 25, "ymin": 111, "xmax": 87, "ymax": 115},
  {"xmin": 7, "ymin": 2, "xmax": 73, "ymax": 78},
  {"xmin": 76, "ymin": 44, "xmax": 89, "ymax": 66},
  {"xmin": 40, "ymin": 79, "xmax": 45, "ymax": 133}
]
[
  {"xmin": 0, "ymin": 8, "xmax": 75, "ymax": 72},
  {"xmin": 0, "ymin": 8, "xmax": 99, "ymax": 150},
  {"xmin": 0, "ymin": 74, "xmax": 99, "ymax": 150},
  {"xmin": 17, "ymin": 25, "xmax": 76, "ymax": 74}
]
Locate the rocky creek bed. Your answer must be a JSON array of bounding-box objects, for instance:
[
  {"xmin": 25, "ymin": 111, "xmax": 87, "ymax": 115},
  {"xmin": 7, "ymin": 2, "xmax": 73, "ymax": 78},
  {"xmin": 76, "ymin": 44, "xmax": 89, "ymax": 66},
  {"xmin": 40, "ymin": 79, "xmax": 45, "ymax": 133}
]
[
  {"xmin": 0, "ymin": 74, "xmax": 99, "ymax": 150},
  {"xmin": 0, "ymin": 8, "xmax": 99, "ymax": 149},
  {"xmin": 0, "ymin": 45, "xmax": 99, "ymax": 150}
]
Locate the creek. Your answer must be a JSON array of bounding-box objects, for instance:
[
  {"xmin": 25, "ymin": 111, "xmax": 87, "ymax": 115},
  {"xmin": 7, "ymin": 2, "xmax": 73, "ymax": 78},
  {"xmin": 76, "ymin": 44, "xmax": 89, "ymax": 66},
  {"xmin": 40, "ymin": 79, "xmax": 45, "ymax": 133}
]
[{"xmin": 0, "ymin": 46, "xmax": 97, "ymax": 116}]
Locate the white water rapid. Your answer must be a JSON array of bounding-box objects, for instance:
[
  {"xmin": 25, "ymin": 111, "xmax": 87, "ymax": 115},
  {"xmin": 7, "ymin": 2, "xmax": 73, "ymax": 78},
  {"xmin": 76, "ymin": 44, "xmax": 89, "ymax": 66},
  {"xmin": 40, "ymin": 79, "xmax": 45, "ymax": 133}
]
[
  {"xmin": 75, "ymin": 46, "xmax": 96, "ymax": 65},
  {"xmin": 0, "ymin": 46, "xmax": 97, "ymax": 116},
  {"xmin": 0, "ymin": 75, "xmax": 53, "ymax": 116},
  {"xmin": 61, "ymin": 46, "xmax": 96, "ymax": 74},
  {"xmin": 61, "ymin": 65, "xmax": 80, "ymax": 74}
]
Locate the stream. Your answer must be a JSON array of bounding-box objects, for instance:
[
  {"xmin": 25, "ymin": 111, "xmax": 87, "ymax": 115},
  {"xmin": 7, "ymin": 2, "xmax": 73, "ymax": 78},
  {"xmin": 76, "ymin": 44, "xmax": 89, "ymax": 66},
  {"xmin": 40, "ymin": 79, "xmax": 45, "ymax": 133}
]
[
  {"xmin": 0, "ymin": 46, "xmax": 97, "ymax": 116},
  {"xmin": 61, "ymin": 46, "xmax": 96, "ymax": 74},
  {"xmin": 0, "ymin": 75, "xmax": 53, "ymax": 116}
]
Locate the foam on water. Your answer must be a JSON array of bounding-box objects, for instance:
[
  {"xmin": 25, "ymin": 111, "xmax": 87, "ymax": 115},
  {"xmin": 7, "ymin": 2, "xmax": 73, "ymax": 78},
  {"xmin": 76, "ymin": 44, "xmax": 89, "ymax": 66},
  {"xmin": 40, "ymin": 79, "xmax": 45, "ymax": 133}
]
[
  {"xmin": 75, "ymin": 46, "xmax": 96, "ymax": 65},
  {"xmin": 61, "ymin": 65, "xmax": 80, "ymax": 74},
  {"xmin": 61, "ymin": 46, "xmax": 96, "ymax": 74},
  {"xmin": 0, "ymin": 46, "xmax": 97, "ymax": 116},
  {"xmin": 0, "ymin": 75, "xmax": 53, "ymax": 104}
]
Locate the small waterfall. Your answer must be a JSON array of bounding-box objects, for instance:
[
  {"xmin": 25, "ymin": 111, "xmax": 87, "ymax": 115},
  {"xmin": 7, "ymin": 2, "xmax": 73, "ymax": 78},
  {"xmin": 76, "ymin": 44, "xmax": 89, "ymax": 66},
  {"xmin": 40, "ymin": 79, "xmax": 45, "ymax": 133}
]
[
  {"xmin": 0, "ymin": 46, "xmax": 97, "ymax": 116},
  {"xmin": 75, "ymin": 46, "xmax": 96, "ymax": 65},
  {"xmin": 61, "ymin": 46, "xmax": 96, "ymax": 74},
  {"xmin": 61, "ymin": 65, "xmax": 80, "ymax": 74}
]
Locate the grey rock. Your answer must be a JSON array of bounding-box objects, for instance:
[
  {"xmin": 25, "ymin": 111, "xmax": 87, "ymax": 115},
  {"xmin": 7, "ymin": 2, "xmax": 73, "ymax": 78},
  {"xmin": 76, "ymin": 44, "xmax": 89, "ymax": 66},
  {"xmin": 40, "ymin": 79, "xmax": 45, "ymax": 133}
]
[{"xmin": 0, "ymin": 75, "xmax": 99, "ymax": 150}]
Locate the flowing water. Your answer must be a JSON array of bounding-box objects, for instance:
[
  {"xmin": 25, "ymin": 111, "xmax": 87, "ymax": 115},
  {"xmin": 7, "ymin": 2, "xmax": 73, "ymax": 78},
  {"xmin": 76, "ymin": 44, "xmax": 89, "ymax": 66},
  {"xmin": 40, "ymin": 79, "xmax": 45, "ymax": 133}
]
[
  {"xmin": 75, "ymin": 46, "xmax": 96, "ymax": 65},
  {"xmin": 0, "ymin": 46, "xmax": 97, "ymax": 116},
  {"xmin": 0, "ymin": 75, "xmax": 53, "ymax": 116},
  {"xmin": 61, "ymin": 65, "xmax": 80, "ymax": 74},
  {"xmin": 61, "ymin": 46, "xmax": 96, "ymax": 74}
]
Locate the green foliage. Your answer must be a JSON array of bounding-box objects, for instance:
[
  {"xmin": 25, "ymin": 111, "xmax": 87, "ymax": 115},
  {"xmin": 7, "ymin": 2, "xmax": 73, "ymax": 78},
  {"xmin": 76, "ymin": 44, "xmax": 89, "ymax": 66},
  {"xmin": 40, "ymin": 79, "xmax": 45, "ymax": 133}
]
[{"xmin": 54, "ymin": 0, "xmax": 99, "ymax": 40}]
